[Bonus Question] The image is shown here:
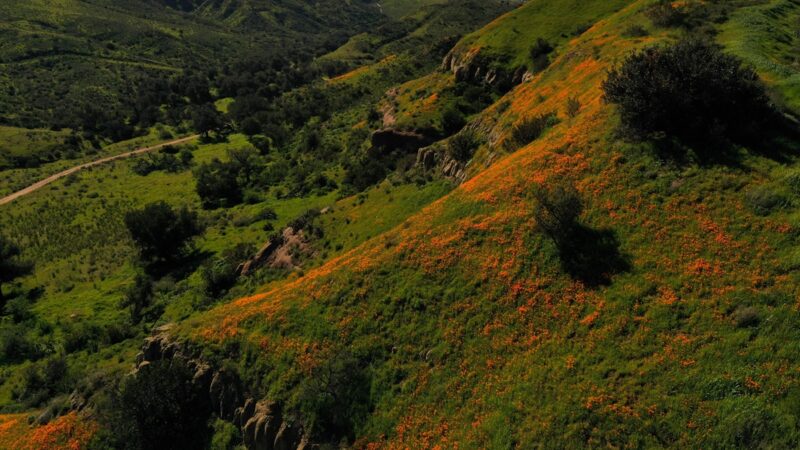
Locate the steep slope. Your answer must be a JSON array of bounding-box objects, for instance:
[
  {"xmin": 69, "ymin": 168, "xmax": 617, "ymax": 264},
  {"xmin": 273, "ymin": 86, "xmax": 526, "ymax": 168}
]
[
  {"xmin": 6, "ymin": 0, "xmax": 800, "ymax": 448},
  {"xmin": 141, "ymin": 0, "xmax": 800, "ymax": 447}
]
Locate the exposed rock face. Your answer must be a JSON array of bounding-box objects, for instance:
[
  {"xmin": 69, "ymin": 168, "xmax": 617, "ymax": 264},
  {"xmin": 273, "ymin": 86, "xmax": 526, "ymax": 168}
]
[
  {"xmin": 134, "ymin": 326, "xmax": 307, "ymax": 450},
  {"xmin": 417, "ymin": 146, "xmax": 468, "ymax": 183},
  {"xmin": 370, "ymin": 128, "xmax": 435, "ymax": 154},
  {"xmin": 237, "ymin": 227, "xmax": 312, "ymax": 276},
  {"xmin": 441, "ymin": 47, "xmax": 532, "ymax": 90}
]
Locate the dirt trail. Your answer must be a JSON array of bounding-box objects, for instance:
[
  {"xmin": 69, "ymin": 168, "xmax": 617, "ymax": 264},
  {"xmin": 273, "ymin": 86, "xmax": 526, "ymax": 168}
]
[{"xmin": 0, "ymin": 135, "xmax": 199, "ymax": 207}]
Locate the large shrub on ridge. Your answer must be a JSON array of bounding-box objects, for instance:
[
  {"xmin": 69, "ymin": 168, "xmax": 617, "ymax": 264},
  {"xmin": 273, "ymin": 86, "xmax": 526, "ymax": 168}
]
[{"xmin": 603, "ymin": 38, "xmax": 774, "ymax": 147}]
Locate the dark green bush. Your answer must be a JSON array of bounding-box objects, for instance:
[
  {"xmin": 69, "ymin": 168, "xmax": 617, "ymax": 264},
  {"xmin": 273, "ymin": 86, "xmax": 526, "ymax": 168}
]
[
  {"xmin": 195, "ymin": 159, "xmax": 244, "ymax": 209},
  {"xmin": 732, "ymin": 306, "xmax": 760, "ymax": 328},
  {"xmin": 448, "ymin": 129, "xmax": 482, "ymax": 162},
  {"xmin": 124, "ymin": 202, "xmax": 202, "ymax": 268},
  {"xmin": 566, "ymin": 97, "xmax": 581, "ymax": 118},
  {"xmin": 622, "ymin": 25, "xmax": 649, "ymax": 38},
  {"xmin": 94, "ymin": 360, "xmax": 212, "ymax": 450},
  {"xmin": 0, "ymin": 235, "xmax": 33, "ymax": 302},
  {"xmin": 645, "ymin": 0, "xmax": 688, "ymax": 27},
  {"xmin": 530, "ymin": 38, "xmax": 554, "ymax": 73},
  {"xmin": 603, "ymin": 39, "xmax": 775, "ymax": 148},
  {"xmin": 15, "ymin": 356, "xmax": 69, "ymax": 407},
  {"xmin": 505, "ymin": 112, "xmax": 558, "ymax": 152},
  {"xmin": 533, "ymin": 182, "xmax": 628, "ymax": 286},
  {"xmin": 0, "ymin": 325, "xmax": 43, "ymax": 364},
  {"xmin": 120, "ymin": 272, "xmax": 156, "ymax": 325},
  {"xmin": 533, "ymin": 183, "xmax": 583, "ymax": 243},
  {"xmin": 441, "ymin": 107, "xmax": 467, "ymax": 136},
  {"xmin": 295, "ymin": 350, "xmax": 371, "ymax": 443}
]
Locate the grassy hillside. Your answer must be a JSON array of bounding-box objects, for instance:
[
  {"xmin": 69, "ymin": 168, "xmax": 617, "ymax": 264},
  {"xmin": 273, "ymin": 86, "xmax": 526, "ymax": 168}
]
[
  {"xmin": 166, "ymin": 0, "xmax": 800, "ymax": 447},
  {"xmin": 719, "ymin": 0, "xmax": 800, "ymax": 114},
  {"xmin": 449, "ymin": 0, "xmax": 633, "ymax": 71},
  {"xmin": 4, "ymin": 0, "xmax": 800, "ymax": 448}
]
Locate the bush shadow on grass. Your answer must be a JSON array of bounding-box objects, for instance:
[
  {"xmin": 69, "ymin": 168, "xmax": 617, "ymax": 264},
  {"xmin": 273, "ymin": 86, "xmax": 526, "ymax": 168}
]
[
  {"xmin": 143, "ymin": 248, "xmax": 214, "ymax": 281},
  {"xmin": 554, "ymin": 225, "xmax": 630, "ymax": 288},
  {"xmin": 647, "ymin": 115, "xmax": 800, "ymax": 168}
]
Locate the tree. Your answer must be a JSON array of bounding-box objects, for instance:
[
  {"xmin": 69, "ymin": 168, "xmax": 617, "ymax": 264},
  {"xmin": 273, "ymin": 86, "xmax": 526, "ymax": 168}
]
[
  {"xmin": 97, "ymin": 360, "xmax": 212, "ymax": 450},
  {"xmin": 533, "ymin": 182, "xmax": 583, "ymax": 244},
  {"xmin": 0, "ymin": 236, "xmax": 33, "ymax": 302},
  {"xmin": 239, "ymin": 117, "xmax": 261, "ymax": 136},
  {"xmin": 194, "ymin": 159, "xmax": 243, "ymax": 209},
  {"xmin": 124, "ymin": 202, "xmax": 202, "ymax": 268},
  {"xmin": 441, "ymin": 107, "xmax": 466, "ymax": 136},
  {"xmin": 603, "ymin": 38, "xmax": 774, "ymax": 148},
  {"xmin": 191, "ymin": 104, "xmax": 224, "ymax": 138},
  {"xmin": 120, "ymin": 272, "xmax": 154, "ymax": 324}
]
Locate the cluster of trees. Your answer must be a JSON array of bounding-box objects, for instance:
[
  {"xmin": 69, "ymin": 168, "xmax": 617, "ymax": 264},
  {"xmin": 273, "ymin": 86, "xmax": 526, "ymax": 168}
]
[
  {"xmin": 121, "ymin": 202, "xmax": 203, "ymax": 323},
  {"xmin": 131, "ymin": 146, "xmax": 194, "ymax": 176}
]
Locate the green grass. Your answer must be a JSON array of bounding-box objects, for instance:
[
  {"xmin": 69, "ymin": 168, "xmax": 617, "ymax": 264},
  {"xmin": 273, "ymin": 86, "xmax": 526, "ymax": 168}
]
[
  {"xmin": 0, "ymin": 121, "xmax": 455, "ymax": 409},
  {"xmin": 0, "ymin": 126, "xmax": 71, "ymax": 168},
  {"xmin": 453, "ymin": 0, "xmax": 634, "ymax": 70},
  {"xmin": 163, "ymin": 1, "xmax": 800, "ymax": 447},
  {"xmin": 0, "ymin": 127, "xmax": 180, "ymax": 197},
  {"xmin": 719, "ymin": 0, "xmax": 800, "ymax": 114}
]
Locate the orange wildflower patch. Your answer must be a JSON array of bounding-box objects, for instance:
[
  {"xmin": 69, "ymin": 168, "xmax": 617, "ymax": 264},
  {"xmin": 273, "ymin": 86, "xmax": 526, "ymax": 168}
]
[{"xmin": 3, "ymin": 413, "xmax": 98, "ymax": 450}]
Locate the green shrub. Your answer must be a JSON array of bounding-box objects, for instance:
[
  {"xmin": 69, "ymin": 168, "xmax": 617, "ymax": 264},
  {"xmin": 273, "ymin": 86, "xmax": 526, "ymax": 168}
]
[
  {"xmin": 603, "ymin": 39, "xmax": 774, "ymax": 148},
  {"xmin": 199, "ymin": 245, "xmax": 251, "ymax": 300},
  {"xmin": 533, "ymin": 183, "xmax": 583, "ymax": 243},
  {"xmin": 0, "ymin": 325, "xmax": 43, "ymax": 364},
  {"xmin": 195, "ymin": 159, "xmax": 244, "ymax": 209},
  {"xmin": 645, "ymin": 0, "xmax": 687, "ymax": 27},
  {"xmin": 15, "ymin": 356, "xmax": 69, "ymax": 407},
  {"xmin": 529, "ymin": 38, "xmax": 554, "ymax": 73},
  {"xmin": 441, "ymin": 107, "xmax": 467, "ymax": 136},
  {"xmin": 746, "ymin": 187, "xmax": 788, "ymax": 216},
  {"xmin": 448, "ymin": 129, "xmax": 482, "ymax": 162},
  {"xmin": 731, "ymin": 306, "xmax": 760, "ymax": 328},
  {"xmin": 124, "ymin": 202, "xmax": 202, "ymax": 268},
  {"xmin": 295, "ymin": 350, "xmax": 371, "ymax": 442},
  {"xmin": 0, "ymin": 235, "xmax": 33, "ymax": 302},
  {"xmin": 622, "ymin": 25, "xmax": 649, "ymax": 38},
  {"xmin": 566, "ymin": 97, "xmax": 581, "ymax": 118},
  {"xmin": 505, "ymin": 112, "xmax": 558, "ymax": 152},
  {"xmin": 96, "ymin": 360, "xmax": 213, "ymax": 450}
]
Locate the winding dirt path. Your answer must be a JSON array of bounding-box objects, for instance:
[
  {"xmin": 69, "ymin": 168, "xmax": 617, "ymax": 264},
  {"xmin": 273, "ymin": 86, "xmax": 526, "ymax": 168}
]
[{"xmin": 0, "ymin": 135, "xmax": 199, "ymax": 207}]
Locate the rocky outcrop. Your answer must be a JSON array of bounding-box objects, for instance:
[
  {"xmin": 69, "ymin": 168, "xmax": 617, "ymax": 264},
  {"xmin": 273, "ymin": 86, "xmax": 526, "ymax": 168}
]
[
  {"xmin": 441, "ymin": 47, "xmax": 531, "ymax": 91},
  {"xmin": 370, "ymin": 128, "xmax": 435, "ymax": 154},
  {"xmin": 134, "ymin": 325, "xmax": 308, "ymax": 450},
  {"xmin": 417, "ymin": 145, "xmax": 468, "ymax": 183},
  {"xmin": 237, "ymin": 227, "xmax": 313, "ymax": 276}
]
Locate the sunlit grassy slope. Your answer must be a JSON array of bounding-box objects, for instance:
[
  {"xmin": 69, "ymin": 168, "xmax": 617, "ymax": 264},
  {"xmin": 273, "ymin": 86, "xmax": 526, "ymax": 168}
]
[
  {"xmin": 719, "ymin": 0, "xmax": 800, "ymax": 114},
  {"xmin": 451, "ymin": 0, "xmax": 633, "ymax": 70},
  {"xmin": 174, "ymin": 0, "xmax": 800, "ymax": 447}
]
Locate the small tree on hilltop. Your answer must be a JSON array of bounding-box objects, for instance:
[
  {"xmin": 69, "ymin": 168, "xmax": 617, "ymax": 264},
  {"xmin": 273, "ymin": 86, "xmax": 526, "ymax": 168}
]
[{"xmin": 0, "ymin": 236, "xmax": 33, "ymax": 302}]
